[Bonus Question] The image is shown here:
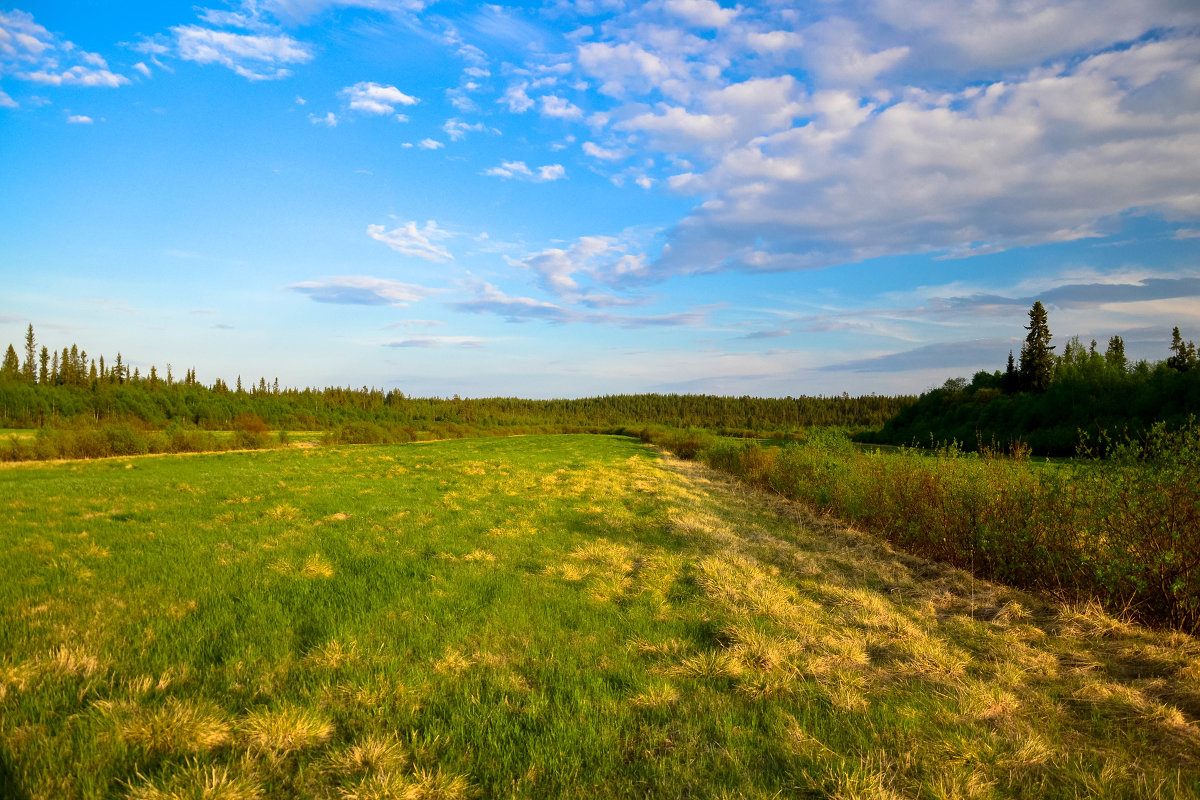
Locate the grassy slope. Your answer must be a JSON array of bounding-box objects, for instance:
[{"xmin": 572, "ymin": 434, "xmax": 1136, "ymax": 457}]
[{"xmin": 1, "ymin": 434, "xmax": 1198, "ymax": 799}]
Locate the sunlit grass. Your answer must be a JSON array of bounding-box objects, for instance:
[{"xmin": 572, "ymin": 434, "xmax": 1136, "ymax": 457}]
[{"xmin": 1, "ymin": 435, "xmax": 1198, "ymax": 798}]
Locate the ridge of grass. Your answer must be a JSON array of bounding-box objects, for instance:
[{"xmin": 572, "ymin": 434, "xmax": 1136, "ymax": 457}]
[{"xmin": 1, "ymin": 435, "xmax": 1198, "ymax": 798}]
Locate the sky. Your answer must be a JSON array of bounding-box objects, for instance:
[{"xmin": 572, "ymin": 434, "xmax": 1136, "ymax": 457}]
[{"xmin": 1, "ymin": 0, "xmax": 1199, "ymax": 399}]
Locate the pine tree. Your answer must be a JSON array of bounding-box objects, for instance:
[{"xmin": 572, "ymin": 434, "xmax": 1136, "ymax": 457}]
[
  {"xmin": 22, "ymin": 324, "xmax": 36, "ymax": 384},
  {"xmin": 1019, "ymin": 301, "xmax": 1055, "ymax": 392},
  {"xmin": 1, "ymin": 344, "xmax": 20, "ymax": 381},
  {"xmin": 38, "ymin": 346, "xmax": 49, "ymax": 385}
]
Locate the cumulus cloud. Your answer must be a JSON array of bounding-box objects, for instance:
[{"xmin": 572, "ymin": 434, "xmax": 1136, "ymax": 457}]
[
  {"xmin": 367, "ymin": 220, "xmax": 454, "ymax": 262},
  {"xmin": 500, "ymin": 82, "xmax": 535, "ymax": 112},
  {"xmin": 340, "ymin": 81, "xmax": 418, "ymax": 114},
  {"xmin": 289, "ymin": 275, "xmax": 437, "ymax": 306},
  {"xmin": 418, "ymin": 138, "xmax": 444, "ymax": 149},
  {"xmin": 170, "ymin": 25, "xmax": 312, "ymax": 80},
  {"xmin": 309, "ymin": 111, "xmax": 338, "ymax": 126},
  {"xmin": 651, "ymin": 35, "xmax": 1200, "ymax": 278},
  {"xmin": 539, "ymin": 94, "xmax": 583, "ymax": 119},
  {"xmin": 66, "ymin": 114, "xmax": 93, "ymax": 124},
  {"xmin": 483, "ymin": 161, "xmax": 566, "ymax": 182},
  {"xmin": 0, "ymin": 10, "xmax": 129, "ymax": 88},
  {"xmin": 663, "ymin": 0, "xmax": 738, "ymax": 29}
]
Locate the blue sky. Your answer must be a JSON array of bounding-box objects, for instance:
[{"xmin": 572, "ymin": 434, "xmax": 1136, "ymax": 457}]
[{"xmin": 1, "ymin": 0, "xmax": 1198, "ymax": 398}]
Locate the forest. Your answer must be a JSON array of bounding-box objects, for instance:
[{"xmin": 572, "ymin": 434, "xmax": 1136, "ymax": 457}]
[{"xmin": 861, "ymin": 304, "xmax": 1200, "ymax": 455}]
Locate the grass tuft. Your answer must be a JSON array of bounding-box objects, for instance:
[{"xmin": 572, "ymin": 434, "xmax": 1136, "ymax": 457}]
[
  {"xmin": 239, "ymin": 706, "xmax": 334, "ymax": 754},
  {"xmin": 125, "ymin": 762, "xmax": 261, "ymax": 800},
  {"xmin": 99, "ymin": 697, "xmax": 231, "ymax": 754}
]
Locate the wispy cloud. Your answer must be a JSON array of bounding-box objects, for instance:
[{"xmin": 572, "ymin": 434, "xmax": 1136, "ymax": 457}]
[
  {"xmin": 289, "ymin": 275, "xmax": 438, "ymax": 306},
  {"xmin": 167, "ymin": 25, "xmax": 312, "ymax": 80},
  {"xmin": 366, "ymin": 220, "xmax": 454, "ymax": 262},
  {"xmin": 384, "ymin": 335, "xmax": 486, "ymax": 348},
  {"xmin": 818, "ymin": 338, "xmax": 1018, "ymax": 373},
  {"xmin": 450, "ymin": 281, "xmax": 711, "ymax": 328},
  {"xmin": 483, "ymin": 161, "xmax": 566, "ymax": 182}
]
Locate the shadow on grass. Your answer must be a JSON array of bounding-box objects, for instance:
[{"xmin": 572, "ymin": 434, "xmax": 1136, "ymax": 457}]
[{"xmin": 0, "ymin": 746, "xmax": 31, "ymax": 800}]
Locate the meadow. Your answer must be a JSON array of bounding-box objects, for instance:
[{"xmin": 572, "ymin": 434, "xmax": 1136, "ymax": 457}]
[{"xmin": 2, "ymin": 435, "xmax": 1199, "ymax": 799}]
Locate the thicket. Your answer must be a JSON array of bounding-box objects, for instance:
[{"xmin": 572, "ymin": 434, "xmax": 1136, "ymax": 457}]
[
  {"xmin": 643, "ymin": 424, "xmax": 1200, "ymax": 632},
  {"xmin": 861, "ymin": 311, "xmax": 1199, "ymax": 455}
]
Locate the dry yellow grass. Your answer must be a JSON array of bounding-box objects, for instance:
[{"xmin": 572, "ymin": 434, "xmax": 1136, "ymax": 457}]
[
  {"xmin": 125, "ymin": 762, "xmax": 262, "ymax": 800},
  {"xmin": 239, "ymin": 706, "xmax": 334, "ymax": 754},
  {"xmin": 98, "ymin": 697, "xmax": 231, "ymax": 754}
]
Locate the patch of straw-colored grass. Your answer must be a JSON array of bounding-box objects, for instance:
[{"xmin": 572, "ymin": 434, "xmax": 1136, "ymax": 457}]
[
  {"xmin": 125, "ymin": 762, "xmax": 261, "ymax": 800},
  {"xmin": 302, "ymin": 553, "xmax": 335, "ymax": 579},
  {"xmin": 239, "ymin": 706, "xmax": 334, "ymax": 754},
  {"xmin": 325, "ymin": 734, "xmax": 408, "ymax": 778},
  {"xmin": 99, "ymin": 697, "xmax": 231, "ymax": 754}
]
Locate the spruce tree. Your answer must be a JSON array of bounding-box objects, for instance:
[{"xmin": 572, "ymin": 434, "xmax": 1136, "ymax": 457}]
[
  {"xmin": 1003, "ymin": 350, "xmax": 1018, "ymax": 393},
  {"xmin": 1167, "ymin": 327, "xmax": 1196, "ymax": 372},
  {"xmin": 22, "ymin": 324, "xmax": 36, "ymax": 383},
  {"xmin": 1104, "ymin": 335, "xmax": 1127, "ymax": 372},
  {"xmin": 38, "ymin": 346, "xmax": 49, "ymax": 384},
  {"xmin": 1, "ymin": 344, "xmax": 20, "ymax": 381},
  {"xmin": 1019, "ymin": 301, "xmax": 1055, "ymax": 392}
]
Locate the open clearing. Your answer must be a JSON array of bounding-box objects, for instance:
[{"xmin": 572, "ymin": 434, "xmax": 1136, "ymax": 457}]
[{"xmin": 1, "ymin": 434, "xmax": 1198, "ymax": 799}]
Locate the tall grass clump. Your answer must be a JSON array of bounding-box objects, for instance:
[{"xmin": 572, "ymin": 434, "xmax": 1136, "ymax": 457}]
[{"xmin": 674, "ymin": 421, "xmax": 1200, "ymax": 631}]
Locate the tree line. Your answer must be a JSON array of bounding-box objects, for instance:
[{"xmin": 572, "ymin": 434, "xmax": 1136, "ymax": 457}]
[
  {"xmin": 0, "ymin": 324, "xmax": 914, "ymax": 434},
  {"xmin": 862, "ymin": 303, "xmax": 1200, "ymax": 455}
]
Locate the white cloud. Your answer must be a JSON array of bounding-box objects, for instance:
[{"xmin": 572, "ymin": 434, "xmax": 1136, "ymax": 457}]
[
  {"xmin": 582, "ymin": 141, "xmax": 631, "ymax": 160},
  {"xmin": 500, "ymin": 82, "xmax": 535, "ymax": 112},
  {"xmin": 133, "ymin": 62, "xmax": 151, "ymax": 77},
  {"xmin": 289, "ymin": 275, "xmax": 436, "ymax": 306},
  {"xmin": 0, "ymin": 89, "xmax": 15, "ymax": 108},
  {"xmin": 744, "ymin": 30, "xmax": 803, "ymax": 54},
  {"xmin": 663, "ymin": 0, "xmax": 738, "ymax": 29},
  {"xmin": 577, "ymin": 41, "xmax": 672, "ymax": 98},
  {"xmin": 66, "ymin": 114, "xmax": 92, "ymax": 124},
  {"xmin": 367, "ymin": 220, "xmax": 454, "ymax": 262},
  {"xmin": 170, "ymin": 25, "xmax": 312, "ymax": 80},
  {"xmin": 539, "ymin": 94, "xmax": 583, "ymax": 119},
  {"xmin": 340, "ymin": 81, "xmax": 418, "ymax": 114},
  {"xmin": 418, "ymin": 138, "xmax": 444, "ymax": 149},
  {"xmin": 443, "ymin": 118, "xmax": 493, "ymax": 140},
  {"xmin": 1175, "ymin": 228, "xmax": 1200, "ymax": 240},
  {"xmin": 385, "ymin": 335, "xmax": 487, "ymax": 348},
  {"xmin": 483, "ymin": 161, "xmax": 567, "ymax": 182},
  {"xmin": 309, "ymin": 111, "xmax": 338, "ymax": 126},
  {"xmin": 1, "ymin": 10, "xmax": 129, "ymax": 88}
]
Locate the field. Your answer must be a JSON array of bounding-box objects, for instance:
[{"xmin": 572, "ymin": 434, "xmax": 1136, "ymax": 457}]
[{"xmin": 2, "ymin": 435, "xmax": 1199, "ymax": 799}]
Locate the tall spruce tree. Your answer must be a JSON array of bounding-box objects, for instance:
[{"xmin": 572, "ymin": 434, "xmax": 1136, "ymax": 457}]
[
  {"xmin": 22, "ymin": 324, "xmax": 36, "ymax": 384},
  {"xmin": 1104, "ymin": 335, "xmax": 1127, "ymax": 372},
  {"xmin": 1019, "ymin": 301, "xmax": 1055, "ymax": 392},
  {"xmin": 1003, "ymin": 350, "xmax": 1018, "ymax": 393}
]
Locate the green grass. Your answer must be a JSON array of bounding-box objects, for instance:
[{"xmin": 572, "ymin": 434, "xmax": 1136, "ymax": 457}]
[{"xmin": 2, "ymin": 434, "xmax": 1199, "ymax": 799}]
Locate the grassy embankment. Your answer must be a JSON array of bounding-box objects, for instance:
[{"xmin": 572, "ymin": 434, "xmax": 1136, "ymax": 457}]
[{"xmin": 2, "ymin": 435, "xmax": 1199, "ymax": 798}]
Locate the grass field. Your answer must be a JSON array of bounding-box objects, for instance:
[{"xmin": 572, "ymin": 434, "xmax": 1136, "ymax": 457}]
[{"xmin": 2, "ymin": 435, "xmax": 1199, "ymax": 799}]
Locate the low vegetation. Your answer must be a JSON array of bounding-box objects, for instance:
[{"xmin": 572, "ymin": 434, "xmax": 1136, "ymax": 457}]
[
  {"xmin": 3, "ymin": 436, "xmax": 1199, "ymax": 798},
  {"xmin": 642, "ymin": 422, "xmax": 1200, "ymax": 633}
]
